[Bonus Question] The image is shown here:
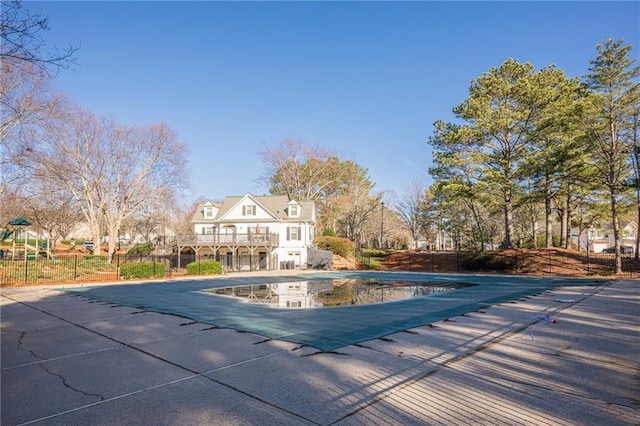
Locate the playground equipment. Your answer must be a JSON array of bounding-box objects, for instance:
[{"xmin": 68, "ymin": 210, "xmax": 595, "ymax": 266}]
[
  {"xmin": 1, "ymin": 218, "xmax": 53, "ymax": 260},
  {"xmin": 0, "ymin": 229, "xmax": 13, "ymax": 240}
]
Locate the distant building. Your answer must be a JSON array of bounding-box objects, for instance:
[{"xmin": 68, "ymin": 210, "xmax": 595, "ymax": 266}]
[
  {"xmin": 576, "ymin": 221, "xmax": 637, "ymax": 253},
  {"xmin": 178, "ymin": 194, "xmax": 316, "ymax": 271}
]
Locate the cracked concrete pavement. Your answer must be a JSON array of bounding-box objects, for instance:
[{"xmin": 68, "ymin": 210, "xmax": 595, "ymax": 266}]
[{"xmin": 1, "ymin": 275, "xmax": 639, "ymax": 425}]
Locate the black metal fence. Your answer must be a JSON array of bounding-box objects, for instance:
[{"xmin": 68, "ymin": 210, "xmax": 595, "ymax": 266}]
[
  {"xmin": 0, "ymin": 250, "xmax": 288, "ymax": 286},
  {"xmin": 357, "ymin": 250, "xmax": 640, "ymax": 278},
  {"xmin": 3, "ymin": 249, "xmax": 638, "ymax": 287},
  {"xmin": 0, "ymin": 254, "xmax": 162, "ymax": 286}
]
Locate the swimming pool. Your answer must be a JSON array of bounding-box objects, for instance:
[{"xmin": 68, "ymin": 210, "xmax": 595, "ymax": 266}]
[
  {"xmin": 61, "ymin": 271, "xmax": 609, "ymax": 351},
  {"xmin": 203, "ymin": 279, "xmax": 477, "ymax": 308}
]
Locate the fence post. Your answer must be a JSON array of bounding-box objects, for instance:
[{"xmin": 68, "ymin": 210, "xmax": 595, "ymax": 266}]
[
  {"xmin": 548, "ymin": 250, "xmax": 552, "ymax": 275},
  {"xmin": 74, "ymin": 255, "xmax": 78, "ymax": 280},
  {"xmin": 586, "ymin": 250, "xmax": 590, "ymax": 275},
  {"xmin": 24, "ymin": 256, "xmax": 28, "ymax": 284}
]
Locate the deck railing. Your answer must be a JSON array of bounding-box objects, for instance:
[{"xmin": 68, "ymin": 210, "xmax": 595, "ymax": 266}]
[{"xmin": 175, "ymin": 233, "xmax": 278, "ymax": 247}]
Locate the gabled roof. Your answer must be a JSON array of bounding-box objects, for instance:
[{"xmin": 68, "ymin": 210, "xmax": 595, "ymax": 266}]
[
  {"xmin": 192, "ymin": 194, "xmax": 315, "ymax": 223},
  {"xmin": 215, "ymin": 194, "xmax": 278, "ymax": 221},
  {"xmin": 190, "ymin": 201, "xmax": 221, "ymax": 222}
]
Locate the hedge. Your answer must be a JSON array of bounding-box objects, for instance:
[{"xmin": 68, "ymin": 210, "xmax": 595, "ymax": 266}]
[
  {"xmin": 314, "ymin": 236, "xmax": 355, "ymax": 258},
  {"xmin": 186, "ymin": 259, "xmax": 224, "ymax": 275},
  {"xmin": 127, "ymin": 243, "xmax": 155, "ymax": 255},
  {"xmin": 120, "ymin": 261, "xmax": 166, "ymax": 279}
]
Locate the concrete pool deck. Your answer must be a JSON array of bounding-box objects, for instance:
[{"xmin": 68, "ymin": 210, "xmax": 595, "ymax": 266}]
[{"xmin": 1, "ymin": 272, "xmax": 639, "ymax": 425}]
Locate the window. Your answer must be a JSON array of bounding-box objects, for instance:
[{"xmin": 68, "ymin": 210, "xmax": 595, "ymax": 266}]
[
  {"xmin": 204, "ymin": 207, "xmax": 214, "ymax": 218},
  {"xmin": 204, "ymin": 227, "xmax": 214, "ymax": 234},
  {"xmin": 287, "ymin": 226, "xmax": 301, "ymax": 241},
  {"xmin": 249, "ymin": 226, "xmax": 268, "ymax": 234},
  {"xmin": 289, "ymin": 205, "xmax": 298, "ymax": 216},
  {"xmin": 286, "ymin": 301, "xmax": 302, "ymax": 308},
  {"xmin": 242, "ymin": 205, "xmax": 256, "ymax": 216}
]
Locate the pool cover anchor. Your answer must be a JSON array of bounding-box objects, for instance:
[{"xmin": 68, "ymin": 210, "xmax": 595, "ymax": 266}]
[
  {"xmin": 554, "ymin": 298, "xmax": 576, "ymax": 303},
  {"xmin": 528, "ymin": 314, "xmax": 557, "ymax": 340}
]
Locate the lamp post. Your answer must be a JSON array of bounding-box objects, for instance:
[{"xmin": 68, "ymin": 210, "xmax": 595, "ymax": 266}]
[{"xmin": 380, "ymin": 201, "xmax": 384, "ymax": 249}]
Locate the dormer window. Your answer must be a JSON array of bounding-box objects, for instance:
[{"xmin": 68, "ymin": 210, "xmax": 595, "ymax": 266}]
[
  {"xmin": 204, "ymin": 207, "xmax": 214, "ymax": 218},
  {"xmin": 242, "ymin": 205, "xmax": 256, "ymax": 216},
  {"xmin": 287, "ymin": 201, "xmax": 300, "ymax": 218}
]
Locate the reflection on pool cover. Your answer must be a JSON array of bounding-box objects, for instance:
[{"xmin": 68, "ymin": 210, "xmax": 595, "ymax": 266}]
[{"xmin": 204, "ymin": 279, "xmax": 477, "ymax": 309}]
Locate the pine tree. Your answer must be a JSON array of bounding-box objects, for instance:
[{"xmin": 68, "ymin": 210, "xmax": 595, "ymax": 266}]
[{"xmin": 583, "ymin": 38, "xmax": 640, "ymax": 273}]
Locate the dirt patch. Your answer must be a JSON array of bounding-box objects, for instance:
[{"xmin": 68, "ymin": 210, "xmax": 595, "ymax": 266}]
[{"xmin": 371, "ymin": 248, "xmax": 633, "ymax": 277}]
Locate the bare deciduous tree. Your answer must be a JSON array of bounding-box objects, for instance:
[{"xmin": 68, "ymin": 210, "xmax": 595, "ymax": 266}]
[
  {"xmin": 333, "ymin": 162, "xmax": 377, "ymax": 246},
  {"xmin": 0, "ymin": 60, "xmax": 64, "ymax": 196},
  {"xmin": 1, "ymin": 0, "xmax": 77, "ymax": 73},
  {"xmin": 23, "ymin": 187, "xmax": 83, "ymax": 243},
  {"xmin": 1, "ymin": 0, "xmax": 76, "ymax": 197},
  {"xmin": 27, "ymin": 101, "xmax": 190, "ymax": 260},
  {"xmin": 0, "ymin": 60, "xmax": 59, "ymax": 142},
  {"xmin": 397, "ymin": 179, "xmax": 428, "ymax": 249},
  {"xmin": 259, "ymin": 137, "xmax": 344, "ymax": 201}
]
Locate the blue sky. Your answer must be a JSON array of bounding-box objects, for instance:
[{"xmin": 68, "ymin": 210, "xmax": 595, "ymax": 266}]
[{"xmin": 29, "ymin": 1, "xmax": 639, "ymax": 203}]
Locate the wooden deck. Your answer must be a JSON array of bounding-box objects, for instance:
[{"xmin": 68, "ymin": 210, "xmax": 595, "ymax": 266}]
[{"xmin": 176, "ymin": 232, "xmax": 279, "ymax": 248}]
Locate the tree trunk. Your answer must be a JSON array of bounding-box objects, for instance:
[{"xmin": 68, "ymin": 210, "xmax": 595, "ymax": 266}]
[
  {"xmin": 561, "ymin": 204, "xmax": 570, "ymax": 249},
  {"xmin": 107, "ymin": 225, "xmax": 119, "ymax": 264},
  {"xmin": 466, "ymin": 200, "xmax": 485, "ymax": 251},
  {"xmin": 503, "ymin": 192, "xmax": 514, "ymax": 248},
  {"xmin": 545, "ymin": 192, "xmax": 553, "ymax": 248},
  {"xmin": 636, "ymin": 203, "xmax": 640, "ymax": 261},
  {"xmin": 611, "ymin": 193, "xmax": 622, "ymax": 274},
  {"xmin": 92, "ymin": 230, "xmax": 102, "ymax": 257},
  {"xmin": 564, "ymin": 189, "xmax": 571, "ymax": 248}
]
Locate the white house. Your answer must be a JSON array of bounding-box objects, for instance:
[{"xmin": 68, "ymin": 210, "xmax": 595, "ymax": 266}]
[
  {"xmin": 177, "ymin": 194, "xmax": 316, "ymax": 271},
  {"xmin": 576, "ymin": 221, "xmax": 638, "ymax": 253}
]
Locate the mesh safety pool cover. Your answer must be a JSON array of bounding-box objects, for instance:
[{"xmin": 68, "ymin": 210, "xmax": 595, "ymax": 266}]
[{"xmin": 61, "ymin": 272, "xmax": 608, "ymax": 351}]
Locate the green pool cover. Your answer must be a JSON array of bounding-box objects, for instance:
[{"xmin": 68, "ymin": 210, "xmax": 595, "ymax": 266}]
[{"xmin": 61, "ymin": 271, "xmax": 609, "ymax": 351}]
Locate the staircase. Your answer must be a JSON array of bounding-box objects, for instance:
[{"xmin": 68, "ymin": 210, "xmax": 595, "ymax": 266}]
[{"xmin": 333, "ymin": 254, "xmax": 358, "ymax": 270}]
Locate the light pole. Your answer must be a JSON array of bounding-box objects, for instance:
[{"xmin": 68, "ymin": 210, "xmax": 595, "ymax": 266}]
[{"xmin": 380, "ymin": 201, "xmax": 384, "ymax": 249}]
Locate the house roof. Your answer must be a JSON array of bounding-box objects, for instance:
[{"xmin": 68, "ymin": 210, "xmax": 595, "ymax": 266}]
[
  {"xmin": 192, "ymin": 194, "xmax": 315, "ymax": 223},
  {"xmin": 190, "ymin": 201, "xmax": 221, "ymax": 223}
]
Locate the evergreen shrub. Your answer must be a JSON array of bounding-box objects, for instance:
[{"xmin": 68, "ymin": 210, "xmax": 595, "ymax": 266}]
[
  {"xmin": 186, "ymin": 260, "xmax": 224, "ymax": 275},
  {"xmin": 314, "ymin": 236, "xmax": 355, "ymax": 258},
  {"xmin": 120, "ymin": 261, "xmax": 166, "ymax": 279},
  {"xmin": 128, "ymin": 243, "xmax": 155, "ymax": 255}
]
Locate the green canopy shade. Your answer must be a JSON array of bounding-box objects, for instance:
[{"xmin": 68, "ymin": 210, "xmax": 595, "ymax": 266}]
[{"xmin": 9, "ymin": 217, "xmax": 31, "ymax": 226}]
